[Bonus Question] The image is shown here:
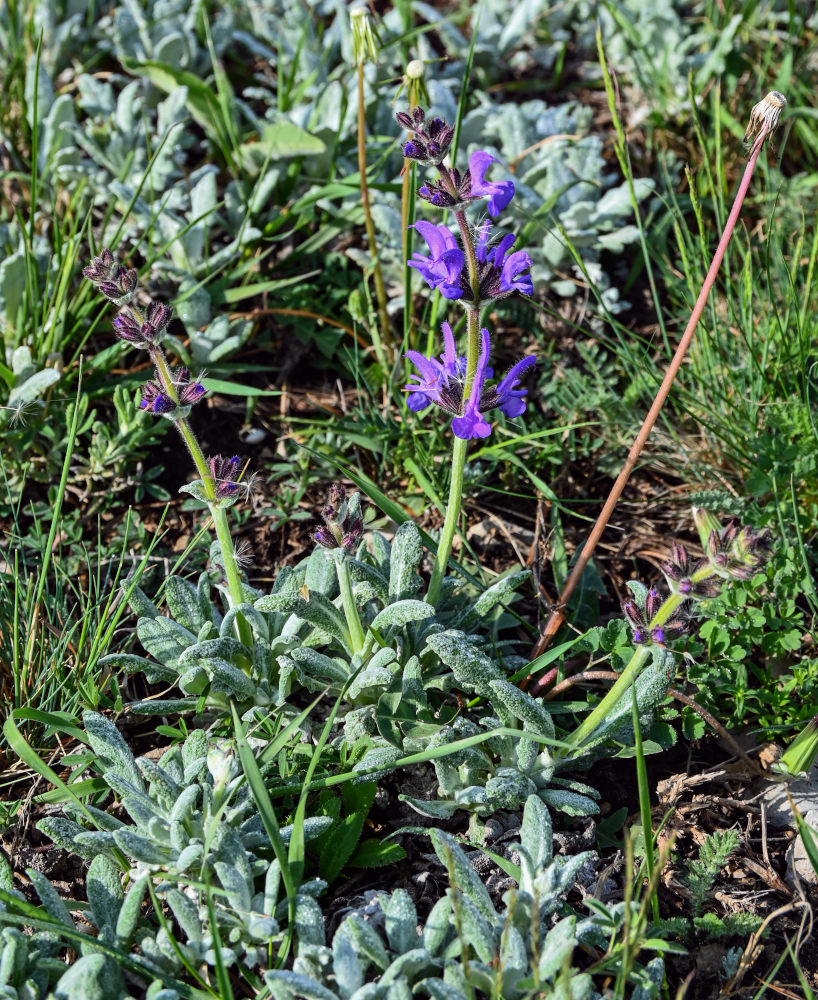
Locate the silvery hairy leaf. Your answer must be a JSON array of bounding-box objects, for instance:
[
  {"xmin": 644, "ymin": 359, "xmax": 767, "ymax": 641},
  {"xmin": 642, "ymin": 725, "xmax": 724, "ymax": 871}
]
[{"xmin": 388, "ymin": 521, "xmax": 424, "ymax": 600}]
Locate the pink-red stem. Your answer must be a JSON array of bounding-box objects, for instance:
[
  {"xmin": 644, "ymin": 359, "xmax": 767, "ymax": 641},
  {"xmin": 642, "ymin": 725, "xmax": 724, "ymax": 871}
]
[{"xmin": 526, "ymin": 129, "xmax": 769, "ymax": 679}]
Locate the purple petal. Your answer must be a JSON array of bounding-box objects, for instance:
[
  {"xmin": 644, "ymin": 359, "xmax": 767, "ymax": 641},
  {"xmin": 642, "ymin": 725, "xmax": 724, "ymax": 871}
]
[
  {"xmin": 468, "ymin": 151, "xmax": 514, "ymax": 217},
  {"xmin": 468, "ymin": 150, "xmax": 498, "ymax": 190},
  {"xmin": 475, "ymin": 220, "xmax": 492, "ymax": 263},
  {"xmin": 500, "ymin": 250, "xmax": 533, "ymax": 295},
  {"xmin": 487, "ymin": 180, "xmax": 514, "ymax": 217},
  {"xmin": 413, "ymin": 220, "xmax": 455, "ymax": 258},
  {"xmin": 440, "ymin": 322, "xmax": 457, "ymax": 369},
  {"xmin": 451, "ymin": 328, "xmax": 492, "ymax": 439}
]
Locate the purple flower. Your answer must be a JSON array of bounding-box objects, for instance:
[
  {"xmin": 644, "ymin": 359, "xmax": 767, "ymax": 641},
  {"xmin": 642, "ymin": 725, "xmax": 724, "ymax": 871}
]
[
  {"xmin": 113, "ymin": 302, "xmax": 173, "ymax": 349},
  {"xmin": 408, "ymin": 221, "xmax": 465, "ymax": 299},
  {"xmin": 140, "ymin": 380, "xmax": 176, "ymax": 414},
  {"xmin": 622, "ymin": 590, "xmax": 689, "ymax": 647},
  {"xmin": 415, "ymin": 150, "xmax": 515, "ymax": 218},
  {"xmin": 209, "ymin": 455, "xmax": 242, "ymax": 499},
  {"xmin": 451, "ymin": 328, "xmax": 492, "ymax": 440},
  {"xmin": 139, "ymin": 367, "xmax": 205, "ymax": 415},
  {"xmin": 314, "ymin": 484, "xmax": 364, "ymax": 552},
  {"xmin": 661, "ymin": 542, "xmax": 719, "ymax": 599},
  {"xmin": 473, "ymin": 222, "xmax": 534, "ymax": 300},
  {"xmin": 404, "ymin": 325, "xmax": 536, "ymax": 440},
  {"xmin": 83, "ymin": 249, "xmax": 138, "ymax": 304},
  {"xmin": 404, "ymin": 322, "xmax": 466, "ymax": 413},
  {"xmin": 467, "ymin": 151, "xmax": 514, "ymax": 217}
]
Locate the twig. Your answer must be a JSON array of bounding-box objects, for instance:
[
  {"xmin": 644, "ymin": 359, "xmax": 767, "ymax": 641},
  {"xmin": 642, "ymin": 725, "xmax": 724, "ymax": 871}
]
[{"xmin": 525, "ymin": 93, "xmax": 786, "ymax": 669}]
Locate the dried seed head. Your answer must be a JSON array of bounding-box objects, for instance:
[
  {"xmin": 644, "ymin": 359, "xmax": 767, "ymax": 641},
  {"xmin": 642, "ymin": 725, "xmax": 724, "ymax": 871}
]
[
  {"xmin": 744, "ymin": 91, "xmax": 786, "ymax": 149},
  {"xmin": 350, "ymin": 6, "xmax": 379, "ymax": 65}
]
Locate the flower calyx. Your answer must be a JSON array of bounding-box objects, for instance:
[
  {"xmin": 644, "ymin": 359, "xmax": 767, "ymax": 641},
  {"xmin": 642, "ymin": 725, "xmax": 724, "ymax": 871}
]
[
  {"xmin": 83, "ymin": 248, "xmax": 138, "ymax": 305},
  {"xmin": 114, "ymin": 302, "xmax": 173, "ymax": 349},
  {"xmin": 139, "ymin": 367, "xmax": 205, "ymax": 418},
  {"xmin": 622, "ymin": 583, "xmax": 688, "ymax": 647},
  {"xmin": 314, "ymin": 485, "xmax": 364, "ymax": 554},
  {"xmin": 396, "ymin": 106, "xmax": 454, "ymax": 166},
  {"xmin": 661, "ymin": 543, "xmax": 720, "ymax": 600}
]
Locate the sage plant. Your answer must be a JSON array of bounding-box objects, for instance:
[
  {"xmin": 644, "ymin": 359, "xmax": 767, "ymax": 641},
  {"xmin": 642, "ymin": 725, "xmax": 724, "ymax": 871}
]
[
  {"xmin": 83, "ymin": 250, "xmax": 253, "ymax": 646},
  {"xmin": 562, "ymin": 508, "xmax": 770, "ymax": 754},
  {"xmin": 396, "ymin": 108, "xmax": 536, "ymax": 603}
]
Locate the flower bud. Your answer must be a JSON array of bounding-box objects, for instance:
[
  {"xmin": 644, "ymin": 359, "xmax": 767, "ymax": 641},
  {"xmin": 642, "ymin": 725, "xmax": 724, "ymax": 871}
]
[
  {"xmin": 209, "ymin": 455, "xmax": 242, "ymax": 499},
  {"xmin": 692, "ymin": 507, "xmax": 723, "ymax": 551}
]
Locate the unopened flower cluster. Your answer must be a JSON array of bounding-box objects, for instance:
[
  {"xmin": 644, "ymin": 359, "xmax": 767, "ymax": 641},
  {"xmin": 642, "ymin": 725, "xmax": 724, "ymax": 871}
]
[
  {"xmin": 622, "ymin": 509, "xmax": 769, "ymax": 649},
  {"xmin": 314, "ymin": 484, "xmax": 364, "ymax": 553},
  {"xmin": 84, "ymin": 249, "xmax": 244, "ymax": 501},
  {"xmin": 397, "ymin": 107, "xmax": 536, "ymax": 440}
]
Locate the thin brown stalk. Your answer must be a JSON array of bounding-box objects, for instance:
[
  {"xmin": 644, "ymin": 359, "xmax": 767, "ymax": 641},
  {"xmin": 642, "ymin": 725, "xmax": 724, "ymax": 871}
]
[
  {"xmin": 357, "ymin": 60, "xmax": 392, "ymax": 366},
  {"xmin": 525, "ymin": 100, "xmax": 782, "ymax": 673}
]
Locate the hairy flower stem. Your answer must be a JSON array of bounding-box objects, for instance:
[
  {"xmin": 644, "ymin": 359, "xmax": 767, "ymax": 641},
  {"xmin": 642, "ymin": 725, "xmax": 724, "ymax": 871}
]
[
  {"xmin": 336, "ymin": 559, "xmax": 365, "ymax": 654},
  {"xmin": 426, "ymin": 211, "xmax": 481, "ymax": 605},
  {"xmin": 562, "ymin": 583, "xmax": 694, "ymax": 753},
  {"xmin": 150, "ymin": 342, "xmax": 252, "ymax": 646},
  {"xmin": 357, "ymin": 60, "xmax": 392, "ymax": 369},
  {"xmin": 526, "ymin": 112, "xmax": 776, "ymax": 671}
]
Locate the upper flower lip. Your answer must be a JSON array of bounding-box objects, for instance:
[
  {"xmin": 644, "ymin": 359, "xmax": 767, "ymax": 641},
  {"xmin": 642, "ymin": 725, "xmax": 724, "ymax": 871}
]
[
  {"xmin": 407, "ymin": 221, "xmax": 465, "ymax": 300},
  {"xmin": 467, "ymin": 151, "xmax": 515, "ymax": 217}
]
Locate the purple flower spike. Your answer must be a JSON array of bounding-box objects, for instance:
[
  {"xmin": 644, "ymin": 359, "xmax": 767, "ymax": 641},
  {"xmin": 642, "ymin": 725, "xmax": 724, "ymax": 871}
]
[
  {"xmin": 468, "ymin": 151, "xmax": 515, "ymax": 217},
  {"xmin": 408, "ymin": 221, "xmax": 465, "ymax": 299},
  {"xmin": 451, "ymin": 328, "xmax": 492, "ymax": 440}
]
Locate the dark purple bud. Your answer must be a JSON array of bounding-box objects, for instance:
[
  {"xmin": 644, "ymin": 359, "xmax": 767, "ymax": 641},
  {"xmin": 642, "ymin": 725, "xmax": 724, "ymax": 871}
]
[
  {"xmin": 209, "ymin": 455, "xmax": 242, "ymax": 499},
  {"xmin": 173, "ymin": 367, "xmax": 206, "ymax": 406},
  {"xmin": 140, "ymin": 380, "xmax": 176, "ymax": 415},
  {"xmin": 633, "ymin": 628, "xmax": 646, "ymax": 644},
  {"xmin": 179, "ymin": 380, "xmax": 206, "ymax": 406},
  {"xmin": 622, "ymin": 601, "xmax": 641, "ymax": 628},
  {"xmin": 402, "ymin": 139, "xmax": 427, "ymax": 160},
  {"xmin": 145, "ymin": 301, "xmax": 172, "ymax": 334},
  {"xmin": 119, "ymin": 267, "xmax": 138, "ymax": 296},
  {"xmin": 646, "ymin": 587, "xmax": 661, "ymax": 621},
  {"xmin": 315, "ymin": 527, "xmax": 338, "ymax": 549},
  {"xmin": 395, "ymin": 110, "xmax": 415, "ymax": 129},
  {"xmin": 412, "ymin": 106, "xmax": 425, "ymax": 126},
  {"xmin": 113, "ymin": 309, "xmax": 142, "ymax": 343},
  {"xmin": 328, "ymin": 483, "xmax": 346, "ymax": 506},
  {"xmin": 99, "ymin": 280, "xmax": 124, "ymax": 301}
]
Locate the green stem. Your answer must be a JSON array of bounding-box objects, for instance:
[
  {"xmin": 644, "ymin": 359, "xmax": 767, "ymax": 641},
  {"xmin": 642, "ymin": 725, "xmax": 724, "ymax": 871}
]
[
  {"xmin": 150, "ymin": 344, "xmax": 251, "ymax": 645},
  {"xmin": 426, "ymin": 210, "xmax": 481, "ymax": 605},
  {"xmin": 336, "ymin": 558, "xmax": 365, "ymax": 653},
  {"xmin": 563, "ymin": 587, "xmax": 690, "ymax": 752},
  {"xmin": 563, "ymin": 644, "xmax": 650, "ymax": 752},
  {"xmin": 426, "ymin": 434, "xmax": 468, "ymax": 605}
]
